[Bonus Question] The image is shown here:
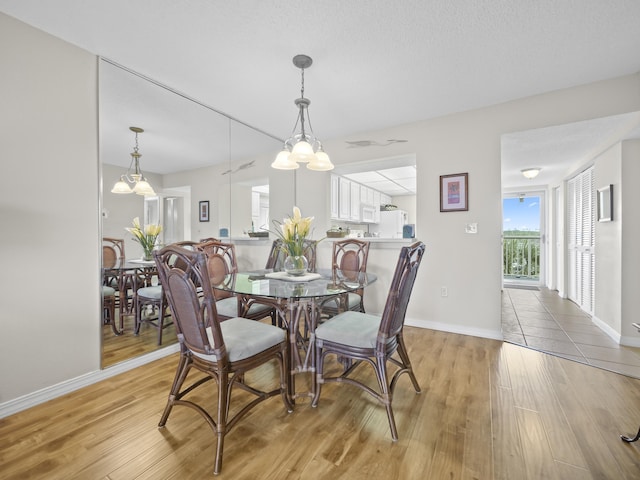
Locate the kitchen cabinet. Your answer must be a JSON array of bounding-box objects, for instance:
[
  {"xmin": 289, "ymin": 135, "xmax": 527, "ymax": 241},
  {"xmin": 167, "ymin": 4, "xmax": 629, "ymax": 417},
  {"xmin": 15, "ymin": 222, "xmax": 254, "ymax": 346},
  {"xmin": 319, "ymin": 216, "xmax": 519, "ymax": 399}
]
[
  {"xmin": 338, "ymin": 177, "xmax": 351, "ymax": 220},
  {"xmin": 350, "ymin": 182, "xmax": 360, "ymax": 221},
  {"xmin": 330, "ymin": 175, "xmax": 339, "ymax": 219},
  {"xmin": 331, "ymin": 175, "xmax": 383, "ymax": 223}
]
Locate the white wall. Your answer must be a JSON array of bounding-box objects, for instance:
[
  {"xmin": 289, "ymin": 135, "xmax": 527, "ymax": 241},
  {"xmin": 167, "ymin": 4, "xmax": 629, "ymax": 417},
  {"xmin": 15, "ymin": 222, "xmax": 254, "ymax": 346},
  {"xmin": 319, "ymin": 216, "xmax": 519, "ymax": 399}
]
[
  {"xmin": 0, "ymin": 13, "xmax": 100, "ymax": 404},
  {"xmin": 594, "ymin": 144, "xmax": 622, "ymax": 333},
  {"xmin": 3, "ymin": 9, "xmax": 640, "ymax": 414},
  {"xmin": 621, "ymin": 140, "xmax": 640, "ymax": 344}
]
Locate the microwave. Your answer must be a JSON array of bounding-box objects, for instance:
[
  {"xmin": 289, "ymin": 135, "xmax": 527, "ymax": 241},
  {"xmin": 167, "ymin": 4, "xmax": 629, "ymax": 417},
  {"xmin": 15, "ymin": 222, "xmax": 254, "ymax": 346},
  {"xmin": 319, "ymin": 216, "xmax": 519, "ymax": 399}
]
[{"xmin": 361, "ymin": 204, "xmax": 377, "ymax": 223}]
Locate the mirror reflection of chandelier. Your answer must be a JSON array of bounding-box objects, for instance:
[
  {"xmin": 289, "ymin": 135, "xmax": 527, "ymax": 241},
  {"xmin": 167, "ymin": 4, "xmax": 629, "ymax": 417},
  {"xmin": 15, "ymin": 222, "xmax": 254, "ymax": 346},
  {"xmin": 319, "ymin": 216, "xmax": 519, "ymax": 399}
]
[
  {"xmin": 271, "ymin": 55, "xmax": 334, "ymax": 171},
  {"xmin": 111, "ymin": 126, "xmax": 156, "ymax": 196}
]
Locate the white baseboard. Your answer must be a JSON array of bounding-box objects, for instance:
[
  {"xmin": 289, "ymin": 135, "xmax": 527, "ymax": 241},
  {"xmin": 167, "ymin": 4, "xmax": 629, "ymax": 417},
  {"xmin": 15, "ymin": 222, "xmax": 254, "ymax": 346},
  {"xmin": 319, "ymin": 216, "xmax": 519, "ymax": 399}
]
[
  {"xmin": 0, "ymin": 343, "xmax": 179, "ymax": 419},
  {"xmin": 405, "ymin": 316, "xmax": 503, "ymax": 341},
  {"xmin": 591, "ymin": 315, "xmax": 622, "ymax": 344}
]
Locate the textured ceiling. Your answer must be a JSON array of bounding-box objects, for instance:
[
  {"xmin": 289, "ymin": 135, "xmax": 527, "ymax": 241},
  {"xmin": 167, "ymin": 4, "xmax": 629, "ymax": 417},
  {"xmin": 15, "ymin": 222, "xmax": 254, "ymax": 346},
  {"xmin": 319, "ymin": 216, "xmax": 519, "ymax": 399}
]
[{"xmin": 2, "ymin": 0, "xmax": 640, "ymax": 188}]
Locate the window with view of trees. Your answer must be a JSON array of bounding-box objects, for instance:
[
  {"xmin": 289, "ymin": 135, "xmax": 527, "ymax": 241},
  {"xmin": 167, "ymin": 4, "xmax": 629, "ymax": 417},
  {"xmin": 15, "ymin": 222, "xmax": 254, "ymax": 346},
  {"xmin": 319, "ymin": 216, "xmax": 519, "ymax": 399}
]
[{"xmin": 503, "ymin": 195, "xmax": 541, "ymax": 280}]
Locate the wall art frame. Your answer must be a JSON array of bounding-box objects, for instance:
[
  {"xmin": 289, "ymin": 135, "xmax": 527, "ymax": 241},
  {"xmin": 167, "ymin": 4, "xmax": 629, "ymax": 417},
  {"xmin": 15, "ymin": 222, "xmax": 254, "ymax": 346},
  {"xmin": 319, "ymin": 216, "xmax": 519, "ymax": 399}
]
[
  {"xmin": 199, "ymin": 200, "xmax": 210, "ymax": 222},
  {"xmin": 440, "ymin": 173, "xmax": 468, "ymax": 212}
]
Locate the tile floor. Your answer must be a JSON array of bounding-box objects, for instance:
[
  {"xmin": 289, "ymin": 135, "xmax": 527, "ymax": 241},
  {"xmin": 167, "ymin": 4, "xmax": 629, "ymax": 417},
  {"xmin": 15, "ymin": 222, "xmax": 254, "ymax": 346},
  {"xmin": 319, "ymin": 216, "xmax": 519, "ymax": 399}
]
[{"xmin": 502, "ymin": 285, "xmax": 640, "ymax": 378}]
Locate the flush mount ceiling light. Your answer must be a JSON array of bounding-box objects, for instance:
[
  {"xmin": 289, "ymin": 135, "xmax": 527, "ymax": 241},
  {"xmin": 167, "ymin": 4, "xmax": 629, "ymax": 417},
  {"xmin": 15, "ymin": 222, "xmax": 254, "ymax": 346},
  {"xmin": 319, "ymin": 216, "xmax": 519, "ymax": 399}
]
[
  {"xmin": 271, "ymin": 54, "xmax": 334, "ymax": 172},
  {"xmin": 111, "ymin": 127, "xmax": 156, "ymax": 196},
  {"xmin": 521, "ymin": 168, "xmax": 541, "ymax": 179}
]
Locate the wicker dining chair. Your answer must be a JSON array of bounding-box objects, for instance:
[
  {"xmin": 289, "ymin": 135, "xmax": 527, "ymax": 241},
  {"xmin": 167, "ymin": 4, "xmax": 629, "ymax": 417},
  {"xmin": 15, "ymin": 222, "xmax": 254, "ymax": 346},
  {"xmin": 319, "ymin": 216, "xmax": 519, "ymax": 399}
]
[
  {"xmin": 312, "ymin": 241, "xmax": 425, "ymax": 441},
  {"xmin": 135, "ymin": 241, "xmax": 198, "ymax": 344},
  {"xmin": 154, "ymin": 244, "xmax": 293, "ymax": 475},
  {"xmin": 320, "ymin": 238, "xmax": 370, "ymax": 318},
  {"xmin": 195, "ymin": 240, "xmax": 274, "ymax": 322}
]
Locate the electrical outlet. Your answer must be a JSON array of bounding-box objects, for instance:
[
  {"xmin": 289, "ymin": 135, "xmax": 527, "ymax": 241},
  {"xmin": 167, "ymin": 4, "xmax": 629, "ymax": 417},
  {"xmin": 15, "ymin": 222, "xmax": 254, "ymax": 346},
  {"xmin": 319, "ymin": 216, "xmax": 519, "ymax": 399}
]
[
  {"xmin": 465, "ymin": 223, "xmax": 478, "ymax": 234},
  {"xmin": 441, "ymin": 286, "xmax": 448, "ymax": 297}
]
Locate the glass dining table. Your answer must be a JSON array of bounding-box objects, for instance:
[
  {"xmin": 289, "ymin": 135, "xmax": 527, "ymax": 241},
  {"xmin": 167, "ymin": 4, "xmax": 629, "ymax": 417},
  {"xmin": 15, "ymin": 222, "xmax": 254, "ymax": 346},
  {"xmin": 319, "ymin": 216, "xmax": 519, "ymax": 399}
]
[{"xmin": 213, "ymin": 268, "xmax": 377, "ymax": 403}]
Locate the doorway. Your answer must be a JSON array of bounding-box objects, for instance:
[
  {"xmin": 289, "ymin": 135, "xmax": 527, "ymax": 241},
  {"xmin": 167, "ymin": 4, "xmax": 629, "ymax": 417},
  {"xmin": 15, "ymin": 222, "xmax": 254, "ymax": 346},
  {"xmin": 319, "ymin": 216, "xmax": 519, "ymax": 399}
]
[{"xmin": 502, "ymin": 191, "xmax": 545, "ymax": 286}]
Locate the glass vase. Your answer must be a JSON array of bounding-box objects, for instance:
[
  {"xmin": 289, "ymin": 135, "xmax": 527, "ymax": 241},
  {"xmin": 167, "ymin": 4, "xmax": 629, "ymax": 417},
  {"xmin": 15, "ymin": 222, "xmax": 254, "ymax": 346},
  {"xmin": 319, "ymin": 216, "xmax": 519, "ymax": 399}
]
[
  {"xmin": 142, "ymin": 246, "xmax": 154, "ymax": 261},
  {"xmin": 283, "ymin": 255, "xmax": 308, "ymax": 276}
]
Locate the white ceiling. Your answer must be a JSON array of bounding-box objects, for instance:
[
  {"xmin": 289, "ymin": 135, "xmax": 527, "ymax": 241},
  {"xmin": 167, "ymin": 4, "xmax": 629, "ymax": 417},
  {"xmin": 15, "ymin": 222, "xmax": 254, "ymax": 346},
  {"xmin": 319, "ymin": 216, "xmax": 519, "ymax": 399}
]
[{"xmin": 2, "ymin": 0, "xmax": 640, "ymax": 189}]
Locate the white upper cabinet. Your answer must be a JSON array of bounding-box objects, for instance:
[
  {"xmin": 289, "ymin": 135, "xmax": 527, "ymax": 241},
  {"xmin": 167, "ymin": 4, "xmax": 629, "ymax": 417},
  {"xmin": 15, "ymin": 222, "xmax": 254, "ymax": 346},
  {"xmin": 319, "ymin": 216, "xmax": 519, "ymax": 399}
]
[
  {"xmin": 338, "ymin": 177, "xmax": 351, "ymax": 220},
  {"xmin": 330, "ymin": 175, "xmax": 340, "ymax": 219},
  {"xmin": 331, "ymin": 175, "xmax": 384, "ymax": 224},
  {"xmin": 350, "ymin": 182, "xmax": 360, "ymax": 221}
]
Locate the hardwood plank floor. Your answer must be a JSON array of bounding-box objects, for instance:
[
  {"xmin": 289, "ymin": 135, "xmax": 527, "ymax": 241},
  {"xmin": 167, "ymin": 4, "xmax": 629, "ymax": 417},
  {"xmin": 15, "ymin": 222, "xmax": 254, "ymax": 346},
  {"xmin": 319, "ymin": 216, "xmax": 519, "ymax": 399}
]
[{"xmin": 3, "ymin": 327, "xmax": 640, "ymax": 479}]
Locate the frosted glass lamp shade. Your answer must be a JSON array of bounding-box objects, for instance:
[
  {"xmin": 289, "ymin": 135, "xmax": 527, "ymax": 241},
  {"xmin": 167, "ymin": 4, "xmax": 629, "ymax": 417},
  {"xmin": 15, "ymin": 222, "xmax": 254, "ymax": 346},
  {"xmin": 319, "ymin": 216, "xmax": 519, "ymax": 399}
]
[
  {"xmin": 133, "ymin": 180, "xmax": 156, "ymax": 196},
  {"xmin": 111, "ymin": 177, "xmax": 133, "ymax": 194},
  {"xmin": 307, "ymin": 150, "xmax": 334, "ymax": 171},
  {"xmin": 289, "ymin": 141, "xmax": 315, "ymax": 163},
  {"xmin": 271, "ymin": 149, "xmax": 300, "ymax": 170}
]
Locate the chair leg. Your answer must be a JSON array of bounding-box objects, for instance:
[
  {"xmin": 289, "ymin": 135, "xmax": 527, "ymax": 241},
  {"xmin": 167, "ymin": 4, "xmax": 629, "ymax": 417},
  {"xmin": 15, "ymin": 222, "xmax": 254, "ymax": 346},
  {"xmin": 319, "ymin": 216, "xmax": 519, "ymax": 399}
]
[
  {"xmin": 214, "ymin": 372, "xmax": 229, "ymax": 475},
  {"xmin": 373, "ymin": 356, "xmax": 398, "ymax": 441},
  {"xmin": 158, "ymin": 353, "xmax": 190, "ymax": 427},
  {"xmin": 134, "ymin": 296, "xmax": 142, "ymax": 335},
  {"xmin": 396, "ymin": 334, "xmax": 421, "ymax": 393},
  {"xmin": 311, "ymin": 343, "xmax": 325, "ymax": 407},
  {"xmin": 157, "ymin": 297, "xmax": 167, "ymax": 346}
]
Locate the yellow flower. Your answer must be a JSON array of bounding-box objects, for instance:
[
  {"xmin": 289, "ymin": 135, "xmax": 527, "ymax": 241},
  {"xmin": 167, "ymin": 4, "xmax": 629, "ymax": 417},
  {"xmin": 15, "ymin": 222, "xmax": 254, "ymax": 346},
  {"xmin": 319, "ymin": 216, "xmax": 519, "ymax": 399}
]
[
  {"xmin": 125, "ymin": 217, "xmax": 162, "ymax": 259},
  {"xmin": 270, "ymin": 206, "xmax": 318, "ymax": 257}
]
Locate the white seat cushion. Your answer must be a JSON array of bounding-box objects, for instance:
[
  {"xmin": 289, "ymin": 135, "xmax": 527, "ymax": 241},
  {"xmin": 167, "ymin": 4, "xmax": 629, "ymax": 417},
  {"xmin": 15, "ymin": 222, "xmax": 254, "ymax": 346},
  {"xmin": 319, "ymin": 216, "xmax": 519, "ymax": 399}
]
[
  {"xmin": 192, "ymin": 317, "xmax": 285, "ymax": 362},
  {"xmin": 315, "ymin": 311, "xmax": 388, "ymax": 349},
  {"xmin": 215, "ymin": 296, "xmax": 273, "ymax": 318},
  {"xmin": 137, "ymin": 285, "xmax": 163, "ymax": 300},
  {"xmin": 323, "ymin": 292, "xmax": 362, "ymax": 311},
  {"xmin": 215, "ymin": 297, "xmax": 240, "ymax": 318},
  {"xmin": 102, "ymin": 286, "xmax": 116, "ymax": 297}
]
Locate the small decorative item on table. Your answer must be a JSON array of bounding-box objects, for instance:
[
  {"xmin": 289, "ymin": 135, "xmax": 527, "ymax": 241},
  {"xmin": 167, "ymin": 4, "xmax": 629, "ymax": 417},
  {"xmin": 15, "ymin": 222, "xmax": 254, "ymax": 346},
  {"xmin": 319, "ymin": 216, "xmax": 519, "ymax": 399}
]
[
  {"xmin": 125, "ymin": 217, "xmax": 162, "ymax": 261},
  {"xmin": 269, "ymin": 206, "xmax": 319, "ymax": 276}
]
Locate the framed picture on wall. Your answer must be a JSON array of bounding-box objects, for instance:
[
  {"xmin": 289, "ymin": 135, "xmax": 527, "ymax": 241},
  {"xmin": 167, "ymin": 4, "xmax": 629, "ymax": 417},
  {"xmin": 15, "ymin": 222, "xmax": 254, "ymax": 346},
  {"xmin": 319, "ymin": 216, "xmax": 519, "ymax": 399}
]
[
  {"xmin": 199, "ymin": 200, "xmax": 210, "ymax": 222},
  {"xmin": 597, "ymin": 184, "xmax": 613, "ymax": 222},
  {"xmin": 440, "ymin": 173, "xmax": 468, "ymax": 212}
]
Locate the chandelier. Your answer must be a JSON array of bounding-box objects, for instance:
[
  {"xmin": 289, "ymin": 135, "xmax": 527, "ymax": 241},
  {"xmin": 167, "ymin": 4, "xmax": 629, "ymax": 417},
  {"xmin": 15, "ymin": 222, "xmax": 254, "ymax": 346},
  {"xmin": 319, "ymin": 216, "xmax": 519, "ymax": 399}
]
[
  {"xmin": 111, "ymin": 127, "xmax": 156, "ymax": 196},
  {"xmin": 271, "ymin": 55, "xmax": 334, "ymax": 171}
]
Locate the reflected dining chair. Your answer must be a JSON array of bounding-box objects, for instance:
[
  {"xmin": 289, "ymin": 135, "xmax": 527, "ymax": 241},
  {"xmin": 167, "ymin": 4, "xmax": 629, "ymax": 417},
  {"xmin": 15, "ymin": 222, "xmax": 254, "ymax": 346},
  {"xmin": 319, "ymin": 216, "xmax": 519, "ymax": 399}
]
[
  {"xmin": 312, "ymin": 241, "xmax": 425, "ymax": 441},
  {"xmin": 320, "ymin": 238, "xmax": 370, "ymax": 318},
  {"xmin": 102, "ymin": 286, "xmax": 116, "ymax": 332},
  {"xmin": 135, "ymin": 241, "xmax": 199, "ymax": 345},
  {"xmin": 154, "ymin": 244, "xmax": 293, "ymax": 475},
  {"xmin": 102, "ymin": 237, "xmax": 128, "ymax": 333}
]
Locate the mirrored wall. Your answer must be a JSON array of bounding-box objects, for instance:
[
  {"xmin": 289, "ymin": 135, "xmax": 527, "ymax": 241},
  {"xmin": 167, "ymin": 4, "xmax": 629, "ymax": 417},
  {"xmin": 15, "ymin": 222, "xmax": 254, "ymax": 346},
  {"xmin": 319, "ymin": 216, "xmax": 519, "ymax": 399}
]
[{"xmin": 99, "ymin": 59, "xmax": 283, "ymax": 368}]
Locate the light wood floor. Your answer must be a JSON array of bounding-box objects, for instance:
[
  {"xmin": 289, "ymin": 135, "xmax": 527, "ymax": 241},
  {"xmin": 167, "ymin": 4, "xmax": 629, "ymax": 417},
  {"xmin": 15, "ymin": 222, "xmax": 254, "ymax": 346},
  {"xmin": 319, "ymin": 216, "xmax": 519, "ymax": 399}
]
[{"xmin": 4, "ymin": 326, "xmax": 640, "ymax": 479}]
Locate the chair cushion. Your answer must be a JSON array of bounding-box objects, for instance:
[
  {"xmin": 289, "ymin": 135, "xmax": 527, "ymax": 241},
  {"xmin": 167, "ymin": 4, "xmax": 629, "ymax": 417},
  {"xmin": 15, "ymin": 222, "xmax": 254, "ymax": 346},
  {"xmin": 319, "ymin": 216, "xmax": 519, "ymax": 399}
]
[
  {"xmin": 315, "ymin": 311, "xmax": 385, "ymax": 348},
  {"xmin": 137, "ymin": 285, "xmax": 163, "ymax": 300},
  {"xmin": 102, "ymin": 286, "xmax": 116, "ymax": 297},
  {"xmin": 215, "ymin": 296, "xmax": 239, "ymax": 318},
  {"xmin": 215, "ymin": 296, "xmax": 273, "ymax": 319},
  {"xmin": 193, "ymin": 317, "xmax": 286, "ymax": 362},
  {"xmin": 323, "ymin": 292, "xmax": 362, "ymax": 312}
]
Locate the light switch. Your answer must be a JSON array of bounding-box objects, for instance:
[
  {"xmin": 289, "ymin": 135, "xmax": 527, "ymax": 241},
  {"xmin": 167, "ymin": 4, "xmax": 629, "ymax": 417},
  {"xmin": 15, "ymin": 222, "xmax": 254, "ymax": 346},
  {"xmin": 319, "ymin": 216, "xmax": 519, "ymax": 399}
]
[{"xmin": 465, "ymin": 223, "xmax": 477, "ymax": 234}]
